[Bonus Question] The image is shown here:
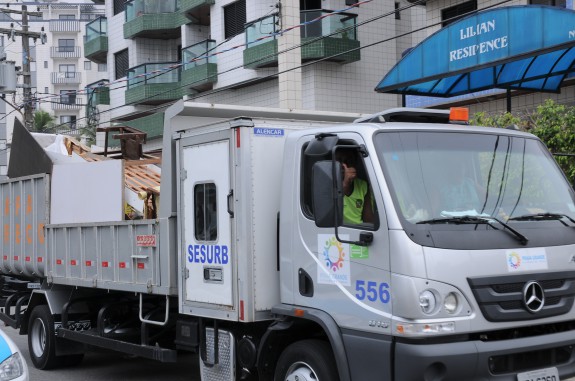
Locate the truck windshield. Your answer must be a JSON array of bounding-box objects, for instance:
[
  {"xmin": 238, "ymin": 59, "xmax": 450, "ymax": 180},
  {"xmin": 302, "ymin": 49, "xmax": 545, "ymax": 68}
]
[{"xmin": 375, "ymin": 131, "xmax": 575, "ymax": 226}]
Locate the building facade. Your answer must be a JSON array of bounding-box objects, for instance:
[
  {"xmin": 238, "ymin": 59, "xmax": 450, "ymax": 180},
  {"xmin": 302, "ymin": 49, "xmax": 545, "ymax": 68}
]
[
  {"xmin": 0, "ymin": 0, "xmax": 105, "ymax": 140},
  {"xmin": 84, "ymin": 0, "xmax": 426, "ymax": 146}
]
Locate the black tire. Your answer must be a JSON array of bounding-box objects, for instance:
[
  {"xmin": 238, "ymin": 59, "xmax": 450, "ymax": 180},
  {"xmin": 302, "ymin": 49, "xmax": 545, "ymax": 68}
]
[
  {"xmin": 274, "ymin": 339, "xmax": 339, "ymax": 381},
  {"xmin": 28, "ymin": 304, "xmax": 59, "ymax": 370}
]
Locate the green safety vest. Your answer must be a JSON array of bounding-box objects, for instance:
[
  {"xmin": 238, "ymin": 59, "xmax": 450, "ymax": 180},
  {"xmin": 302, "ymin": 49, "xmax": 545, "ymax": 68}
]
[{"xmin": 343, "ymin": 178, "xmax": 368, "ymax": 225}]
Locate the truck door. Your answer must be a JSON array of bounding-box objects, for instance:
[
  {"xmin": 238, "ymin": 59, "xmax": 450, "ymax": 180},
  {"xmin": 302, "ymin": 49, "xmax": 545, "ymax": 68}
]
[
  {"xmin": 182, "ymin": 140, "xmax": 233, "ymax": 307},
  {"xmin": 293, "ymin": 133, "xmax": 392, "ymax": 332}
]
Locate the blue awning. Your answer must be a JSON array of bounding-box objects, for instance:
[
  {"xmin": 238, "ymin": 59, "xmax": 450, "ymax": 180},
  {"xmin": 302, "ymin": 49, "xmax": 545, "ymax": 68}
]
[{"xmin": 376, "ymin": 5, "xmax": 575, "ymax": 97}]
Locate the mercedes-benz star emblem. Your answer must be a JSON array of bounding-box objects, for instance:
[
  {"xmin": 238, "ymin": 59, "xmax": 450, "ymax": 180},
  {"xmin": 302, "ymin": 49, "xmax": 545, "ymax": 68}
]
[{"xmin": 523, "ymin": 281, "xmax": 545, "ymax": 313}]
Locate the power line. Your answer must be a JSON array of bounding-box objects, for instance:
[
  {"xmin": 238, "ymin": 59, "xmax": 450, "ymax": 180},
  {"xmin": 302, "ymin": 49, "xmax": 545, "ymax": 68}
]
[{"xmin": 37, "ymin": 0, "xmax": 513, "ymax": 132}]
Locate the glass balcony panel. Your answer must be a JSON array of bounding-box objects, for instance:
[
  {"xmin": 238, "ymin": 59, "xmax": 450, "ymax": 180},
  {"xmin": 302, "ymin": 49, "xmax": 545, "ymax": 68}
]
[
  {"xmin": 243, "ymin": 9, "xmax": 360, "ymax": 69},
  {"xmin": 182, "ymin": 40, "xmax": 216, "ymax": 70},
  {"xmin": 85, "ymin": 17, "xmax": 107, "ymax": 42},
  {"xmin": 125, "ymin": 0, "xmax": 179, "ymax": 22},
  {"xmin": 300, "ymin": 10, "xmax": 357, "ymax": 40},
  {"xmin": 245, "ymin": 14, "xmax": 278, "ymax": 47},
  {"xmin": 127, "ymin": 62, "xmax": 180, "ymax": 89}
]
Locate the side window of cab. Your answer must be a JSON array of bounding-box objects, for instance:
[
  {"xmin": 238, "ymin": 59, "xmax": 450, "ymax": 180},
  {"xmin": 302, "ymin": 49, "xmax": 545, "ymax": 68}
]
[{"xmin": 301, "ymin": 140, "xmax": 378, "ymax": 229}]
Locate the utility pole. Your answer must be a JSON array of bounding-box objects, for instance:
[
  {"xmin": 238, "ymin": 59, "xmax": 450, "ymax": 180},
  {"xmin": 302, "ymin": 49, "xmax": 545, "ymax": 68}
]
[
  {"xmin": 0, "ymin": 6, "xmax": 44, "ymax": 129},
  {"xmin": 21, "ymin": 6, "xmax": 32, "ymax": 130}
]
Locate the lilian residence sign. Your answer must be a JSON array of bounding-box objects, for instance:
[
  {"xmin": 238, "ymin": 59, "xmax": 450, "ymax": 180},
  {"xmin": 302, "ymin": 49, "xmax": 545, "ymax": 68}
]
[{"xmin": 376, "ymin": 5, "xmax": 575, "ymax": 92}]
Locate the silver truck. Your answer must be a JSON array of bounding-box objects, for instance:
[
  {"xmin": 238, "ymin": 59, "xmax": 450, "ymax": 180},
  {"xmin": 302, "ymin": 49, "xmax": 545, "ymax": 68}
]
[{"xmin": 0, "ymin": 101, "xmax": 574, "ymax": 381}]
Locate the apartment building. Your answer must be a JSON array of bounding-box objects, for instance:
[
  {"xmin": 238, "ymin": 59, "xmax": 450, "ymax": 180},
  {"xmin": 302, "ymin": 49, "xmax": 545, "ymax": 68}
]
[
  {"xmin": 0, "ymin": 0, "xmax": 105, "ymax": 139},
  {"xmin": 84, "ymin": 0, "xmax": 426, "ymax": 145}
]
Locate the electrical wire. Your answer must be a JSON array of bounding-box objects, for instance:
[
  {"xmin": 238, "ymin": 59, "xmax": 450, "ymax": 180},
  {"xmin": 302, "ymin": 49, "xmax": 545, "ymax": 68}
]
[{"xmin": 31, "ymin": 0, "xmax": 513, "ymax": 131}]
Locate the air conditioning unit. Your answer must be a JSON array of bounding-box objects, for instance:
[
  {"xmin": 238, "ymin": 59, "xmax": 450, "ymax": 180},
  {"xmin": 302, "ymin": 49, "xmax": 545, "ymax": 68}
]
[{"xmin": 0, "ymin": 61, "xmax": 16, "ymax": 94}]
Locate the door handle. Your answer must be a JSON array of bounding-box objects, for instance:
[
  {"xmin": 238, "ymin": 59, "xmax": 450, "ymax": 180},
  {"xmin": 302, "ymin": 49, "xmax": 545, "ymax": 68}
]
[{"xmin": 227, "ymin": 190, "xmax": 234, "ymax": 218}]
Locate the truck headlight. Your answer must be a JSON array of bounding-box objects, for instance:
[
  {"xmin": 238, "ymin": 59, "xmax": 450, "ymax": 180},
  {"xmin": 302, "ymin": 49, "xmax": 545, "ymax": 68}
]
[
  {"xmin": 444, "ymin": 292, "xmax": 459, "ymax": 314},
  {"xmin": 419, "ymin": 290, "xmax": 437, "ymax": 315},
  {"xmin": 0, "ymin": 352, "xmax": 24, "ymax": 381}
]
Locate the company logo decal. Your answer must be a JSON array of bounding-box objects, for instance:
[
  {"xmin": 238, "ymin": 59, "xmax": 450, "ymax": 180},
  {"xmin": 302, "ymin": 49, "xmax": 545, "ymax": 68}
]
[
  {"xmin": 254, "ymin": 128, "xmax": 284, "ymax": 137},
  {"xmin": 508, "ymin": 252, "xmax": 521, "ymax": 269},
  {"xmin": 506, "ymin": 249, "xmax": 548, "ymax": 272},
  {"xmin": 317, "ymin": 234, "xmax": 350, "ymax": 286}
]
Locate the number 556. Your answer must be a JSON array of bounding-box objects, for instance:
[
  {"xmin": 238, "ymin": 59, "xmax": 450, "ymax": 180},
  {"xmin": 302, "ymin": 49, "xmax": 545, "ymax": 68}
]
[{"xmin": 355, "ymin": 280, "xmax": 390, "ymax": 304}]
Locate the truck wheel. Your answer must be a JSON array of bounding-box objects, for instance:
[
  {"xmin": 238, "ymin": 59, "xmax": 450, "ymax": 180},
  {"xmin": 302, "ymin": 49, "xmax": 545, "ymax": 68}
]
[
  {"xmin": 274, "ymin": 339, "xmax": 338, "ymax": 381},
  {"xmin": 28, "ymin": 304, "xmax": 59, "ymax": 369},
  {"xmin": 28, "ymin": 305, "xmax": 85, "ymax": 369}
]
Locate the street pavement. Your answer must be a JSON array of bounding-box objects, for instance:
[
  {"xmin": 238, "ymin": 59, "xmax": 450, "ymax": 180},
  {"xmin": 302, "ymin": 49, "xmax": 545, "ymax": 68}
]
[
  {"xmin": 1, "ymin": 325, "xmax": 200, "ymax": 381},
  {"xmin": 3, "ymin": 325, "xmax": 575, "ymax": 380}
]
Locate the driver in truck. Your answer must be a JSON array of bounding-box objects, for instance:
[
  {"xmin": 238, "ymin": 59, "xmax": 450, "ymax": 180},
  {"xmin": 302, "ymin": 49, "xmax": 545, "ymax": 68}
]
[{"xmin": 336, "ymin": 149, "xmax": 375, "ymax": 225}]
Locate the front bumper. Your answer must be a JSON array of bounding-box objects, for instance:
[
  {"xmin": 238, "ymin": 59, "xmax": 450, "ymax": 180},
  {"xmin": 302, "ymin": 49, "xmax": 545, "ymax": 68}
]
[{"xmin": 395, "ymin": 329, "xmax": 575, "ymax": 380}]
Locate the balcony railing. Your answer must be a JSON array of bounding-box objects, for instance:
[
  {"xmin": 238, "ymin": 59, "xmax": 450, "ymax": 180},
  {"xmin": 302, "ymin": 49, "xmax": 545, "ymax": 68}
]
[
  {"xmin": 53, "ymin": 94, "xmax": 84, "ymax": 110},
  {"xmin": 51, "ymin": 72, "xmax": 82, "ymax": 84},
  {"xmin": 86, "ymin": 80, "xmax": 110, "ymax": 106},
  {"xmin": 243, "ymin": 10, "xmax": 360, "ymax": 69},
  {"xmin": 84, "ymin": 17, "xmax": 108, "ymax": 63},
  {"xmin": 125, "ymin": 62, "xmax": 182, "ymax": 105},
  {"xmin": 245, "ymin": 14, "xmax": 279, "ymax": 48},
  {"xmin": 300, "ymin": 10, "xmax": 358, "ymax": 40},
  {"xmin": 49, "ymin": 20, "xmax": 81, "ymax": 32},
  {"xmin": 85, "ymin": 17, "xmax": 107, "ymax": 42},
  {"xmin": 181, "ymin": 39, "xmax": 217, "ymax": 91},
  {"xmin": 124, "ymin": 0, "xmax": 188, "ymax": 39},
  {"xmin": 50, "ymin": 46, "xmax": 81, "ymax": 58}
]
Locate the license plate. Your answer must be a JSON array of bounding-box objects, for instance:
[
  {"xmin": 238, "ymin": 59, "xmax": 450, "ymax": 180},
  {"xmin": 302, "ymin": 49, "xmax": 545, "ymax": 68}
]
[{"xmin": 517, "ymin": 367, "xmax": 559, "ymax": 381}]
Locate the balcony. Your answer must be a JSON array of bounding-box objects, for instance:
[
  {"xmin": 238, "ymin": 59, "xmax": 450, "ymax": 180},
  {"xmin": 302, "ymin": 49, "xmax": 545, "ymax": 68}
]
[
  {"xmin": 50, "ymin": 46, "xmax": 81, "ymax": 59},
  {"xmin": 53, "ymin": 94, "xmax": 84, "ymax": 110},
  {"xmin": 49, "ymin": 20, "xmax": 81, "ymax": 33},
  {"xmin": 180, "ymin": 0, "xmax": 214, "ymax": 25},
  {"xmin": 243, "ymin": 10, "xmax": 360, "ymax": 69},
  {"xmin": 84, "ymin": 17, "xmax": 108, "ymax": 64},
  {"xmin": 181, "ymin": 40, "xmax": 217, "ymax": 93},
  {"xmin": 124, "ymin": 0, "xmax": 188, "ymax": 40},
  {"xmin": 51, "ymin": 72, "xmax": 82, "ymax": 84},
  {"xmin": 125, "ymin": 62, "xmax": 182, "ymax": 105},
  {"xmin": 86, "ymin": 80, "xmax": 110, "ymax": 106}
]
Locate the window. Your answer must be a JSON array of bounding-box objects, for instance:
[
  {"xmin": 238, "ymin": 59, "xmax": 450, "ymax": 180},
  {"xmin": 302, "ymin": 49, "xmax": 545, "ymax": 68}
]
[
  {"xmin": 84, "ymin": 61, "xmax": 91, "ymax": 70},
  {"xmin": 114, "ymin": 0, "xmax": 125, "ymax": 15},
  {"xmin": 44, "ymin": 87, "xmax": 48, "ymax": 94},
  {"xmin": 29, "ymin": 14, "xmax": 43, "ymax": 21},
  {"xmin": 58, "ymin": 39, "xmax": 75, "ymax": 53},
  {"xmin": 224, "ymin": 0, "xmax": 246, "ymax": 39},
  {"xmin": 114, "ymin": 49, "xmax": 129, "ymax": 80},
  {"xmin": 395, "ymin": 2, "xmax": 401, "ymax": 20},
  {"xmin": 43, "ymin": 61, "xmax": 48, "ymax": 69},
  {"xmin": 59, "ymin": 64, "xmax": 76, "ymax": 78},
  {"xmin": 441, "ymin": 0, "xmax": 477, "ymax": 27},
  {"xmin": 59, "ymin": 15, "xmax": 75, "ymax": 20},
  {"xmin": 98, "ymin": 63, "xmax": 107, "ymax": 72},
  {"xmin": 301, "ymin": 140, "xmax": 379, "ymax": 228},
  {"xmin": 0, "ymin": 13, "xmax": 13, "ymax": 21},
  {"xmin": 59, "ymin": 91, "xmax": 76, "ymax": 105},
  {"xmin": 194, "ymin": 183, "xmax": 217, "ymax": 241},
  {"xmin": 60, "ymin": 115, "xmax": 77, "ymax": 129}
]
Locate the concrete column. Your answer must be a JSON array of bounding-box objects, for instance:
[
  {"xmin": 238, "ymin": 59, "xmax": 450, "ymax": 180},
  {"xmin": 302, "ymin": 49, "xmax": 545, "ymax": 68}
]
[{"xmin": 277, "ymin": 0, "xmax": 302, "ymax": 110}]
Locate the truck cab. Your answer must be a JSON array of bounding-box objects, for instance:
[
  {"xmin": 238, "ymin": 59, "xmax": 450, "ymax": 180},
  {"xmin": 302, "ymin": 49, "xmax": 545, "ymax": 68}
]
[{"xmin": 277, "ymin": 108, "xmax": 575, "ymax": 380}]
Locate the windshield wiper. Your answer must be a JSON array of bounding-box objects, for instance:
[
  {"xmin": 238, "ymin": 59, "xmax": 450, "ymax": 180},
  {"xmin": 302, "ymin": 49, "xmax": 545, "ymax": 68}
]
[
  {"xmin": 417, "ymin": 215, "xmax": 528, "ymax": 245},
  {"xmin": 508, "ymin": 212, "xmax": 575, "ymax": 226}
]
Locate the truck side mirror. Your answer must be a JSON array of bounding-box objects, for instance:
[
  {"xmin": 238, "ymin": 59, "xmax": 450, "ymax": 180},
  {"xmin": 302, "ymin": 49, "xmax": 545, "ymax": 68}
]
[{"xmin": 312, "ymin": 161, "xmax": 343, "ymax": 228}]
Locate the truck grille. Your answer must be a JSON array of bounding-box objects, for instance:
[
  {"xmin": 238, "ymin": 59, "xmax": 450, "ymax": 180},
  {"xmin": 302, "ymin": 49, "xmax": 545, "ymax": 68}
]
[{"xmin": 468, "ymin": 271, "xmax": 575, "ymax": 322}]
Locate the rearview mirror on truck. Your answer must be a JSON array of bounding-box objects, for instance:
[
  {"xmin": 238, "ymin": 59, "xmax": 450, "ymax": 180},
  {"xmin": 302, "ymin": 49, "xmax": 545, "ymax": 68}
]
[{"xmin": 312, "ymin": 160, "xmax": 343, "ymax": 228}]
